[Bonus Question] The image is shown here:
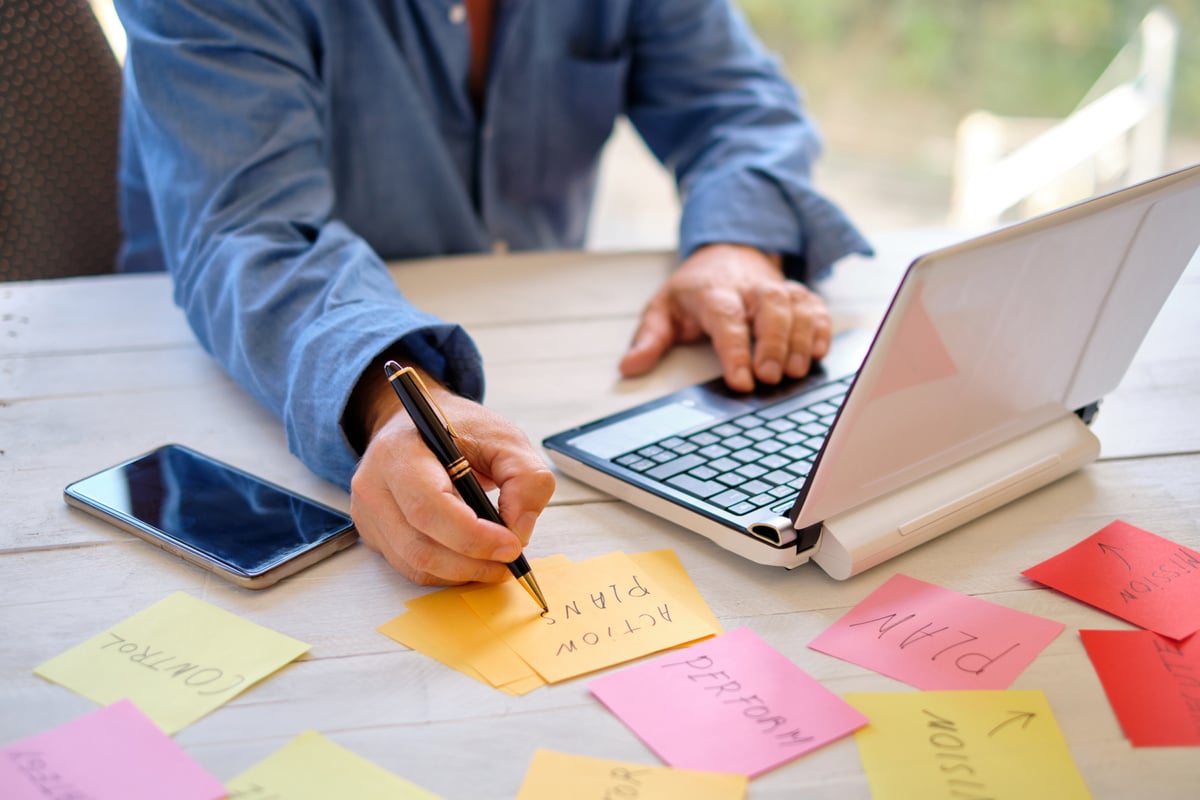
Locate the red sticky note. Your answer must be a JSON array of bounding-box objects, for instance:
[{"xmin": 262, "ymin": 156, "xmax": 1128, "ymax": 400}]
[
  {"xmin": 1080, "ymin": 629, "xmax": 1200, "ymax": 746},
  {"xmin": 808, "ymin": 573, "xmax": 1064, "ymax": 690},
  {"xmin": 0, "ymin": 700, "xmax": 226, "ymax": 800},
  {"xmin": 1022, "ymin": 520, "xmax": 1200, "ymax": 640}
]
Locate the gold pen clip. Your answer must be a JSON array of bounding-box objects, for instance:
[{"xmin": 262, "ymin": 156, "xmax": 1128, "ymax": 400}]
[{"xmin": 397, "ymin": 365, "xmax": 460, "ymax": 439}]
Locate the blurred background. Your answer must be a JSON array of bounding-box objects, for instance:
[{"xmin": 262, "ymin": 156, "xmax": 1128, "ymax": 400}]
[
  {"xmin": 589, "ymin": 0, "xmax": 1199, "ymax": 249},
  {"xmin": 85, "ymin": 0, "xmax": 1198, "ymax": 250}
]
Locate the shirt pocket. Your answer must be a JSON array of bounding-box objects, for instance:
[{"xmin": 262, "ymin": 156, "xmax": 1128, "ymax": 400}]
[{"xmin": 536, "ymin": 52, "xmax": 631, "ymax": 197}]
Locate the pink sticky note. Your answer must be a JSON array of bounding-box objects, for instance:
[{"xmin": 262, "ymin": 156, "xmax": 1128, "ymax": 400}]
[
  {"xmin": 1080, "ymin": 629, "xmax": 1200, "ymax": 746},
  {"xmin": 588, "ymin": 627, "xmax": 867, "ymax": 777},
  {"xmin": 1023, "ymin": 520, "xmax": 1200, "ymax": 640},
  {"xmin": 0, "ymin": 700, "xmax": 225, "ymax": 800},
  {"xmin": 808, "ymin": 573, "xmax": 1064, "ymax": 690}
]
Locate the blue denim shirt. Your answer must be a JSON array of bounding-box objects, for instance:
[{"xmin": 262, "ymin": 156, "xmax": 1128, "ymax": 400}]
[{"xmin": 116, "ymin": 0, "xmax": 871, "ymax": 489}]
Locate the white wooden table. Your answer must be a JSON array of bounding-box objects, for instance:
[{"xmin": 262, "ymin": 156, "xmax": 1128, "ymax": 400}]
[{"xmin": 2, "ymin": 233, "xmax": 1197, "ymax": 798}]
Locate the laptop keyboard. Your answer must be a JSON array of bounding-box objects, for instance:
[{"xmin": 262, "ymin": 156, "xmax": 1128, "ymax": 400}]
[{"xmin": 610, "ymin": 374, "xmax": 854, "ymax": 517}]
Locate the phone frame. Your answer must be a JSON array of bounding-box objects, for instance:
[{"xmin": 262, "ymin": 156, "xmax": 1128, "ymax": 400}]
[{"xmin": 63, "ymin": 443, "xmax": 358, "ymax": 589}]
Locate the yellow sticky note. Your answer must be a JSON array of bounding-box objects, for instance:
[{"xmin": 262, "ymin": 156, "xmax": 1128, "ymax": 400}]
[
  {"xmin": 34, "ymin": 592, "xmax": 309, "ymax": 734},
  {"xmin": 515, "ymin": 749, "xmax": 746, "ymax": 800},
  {"xmin": 227, "ymin": 731, "xmax": 442, "ymax": 799},
  {"xmin": 632, "ymin": 549, "xmax": 722, "ymax": 635},
  {"xmin": 377, "ymin": 599, "xmax": 544, "ymax": 693},
  {"xmin": 846, "ymin": 690, "xmax": 1092, "ymax": 800},
  {"xmin": 462, "ymin": 551, "xmax": 719, "ymax": 683}
]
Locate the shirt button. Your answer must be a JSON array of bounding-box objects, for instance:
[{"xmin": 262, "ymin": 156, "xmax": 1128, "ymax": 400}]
[
  {"xmin": 492, "ymin": 240, "xmax": 509, "ymax": 254},
  {"xmin": 448, "ymin": 3, "xmax": 466, "ymax": 24}
]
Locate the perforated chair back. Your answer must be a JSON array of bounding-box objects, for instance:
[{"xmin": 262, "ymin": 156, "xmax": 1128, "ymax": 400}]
[{"xmin": 0, "ymin": 0, "xmax": 122, "ymax": 280}]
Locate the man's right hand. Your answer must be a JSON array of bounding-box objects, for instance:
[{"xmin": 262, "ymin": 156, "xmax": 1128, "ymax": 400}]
[{"xmin": 347, "ymin": 366, "xmax": 555, "ymax": 586}]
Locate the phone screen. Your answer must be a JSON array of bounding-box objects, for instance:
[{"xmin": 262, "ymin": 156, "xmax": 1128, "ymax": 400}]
[{"xmin": 65, "ymin": 444, "xmax": 355, "ymax": 578}]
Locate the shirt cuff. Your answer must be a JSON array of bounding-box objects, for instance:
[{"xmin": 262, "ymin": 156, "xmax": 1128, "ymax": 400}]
[
  {"xmin": 678, "ymin": 168, "xmax": 874, "ymax": 283},
  {"xmin": 283, "ymin": 304, "xmax": 484, "ymax": 491}
]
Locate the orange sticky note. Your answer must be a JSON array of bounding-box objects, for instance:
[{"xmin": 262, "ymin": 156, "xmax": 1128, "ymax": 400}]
[{"xmin": 462, "ymin": 551, "xmax": 719, "ymax": 683}]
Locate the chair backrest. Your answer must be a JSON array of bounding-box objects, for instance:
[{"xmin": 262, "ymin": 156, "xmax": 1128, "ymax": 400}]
[{"xmin": 0, "ymin": 0, "xmax": 123, "ymax": 280}]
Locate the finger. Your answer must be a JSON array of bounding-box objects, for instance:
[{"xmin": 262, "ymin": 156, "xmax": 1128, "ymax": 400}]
[
  {"xmin": 350, "ymin": 459, "xmax": 512, "ymax": 585},
  {"xmin": 459, "ymin": 429, "xmax": 556, "ymax": 547},
  {"xmin": 386, "ymin": 459, "xmax": 523, "ymax": 563},
  {"xmin": 785, "ymin": 288, "xmax": 832, "ymax": 377},
  {"xmin": 694, "ymin": 287, "xmax": 755, "ymax": 392},
  {"xmin": 747, "ymin": 282, "xmax": 792, "ymax": 385},
  {"xmin": 619, "ymin": 294, "xmax": 675, "ymax": 378}
]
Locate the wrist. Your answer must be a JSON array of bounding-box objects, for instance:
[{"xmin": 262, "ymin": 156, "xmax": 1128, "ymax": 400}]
[{"xmin": 344, "ymin": 351, "xmax": 448, "ymax": 455}]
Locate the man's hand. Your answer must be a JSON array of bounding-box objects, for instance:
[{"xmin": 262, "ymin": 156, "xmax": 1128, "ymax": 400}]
[
  {"xmin": 619, "ymin": 243, "xmax": 831, "ymax": 392},
  {"xmin": 347, "ymin": 365, "xmax": 555, "ymax": 586}
]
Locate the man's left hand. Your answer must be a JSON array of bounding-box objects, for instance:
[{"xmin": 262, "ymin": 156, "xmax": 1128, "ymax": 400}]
[{"xmin": 619, "ymin": 243, "xmax": 831, "ymax": 392}]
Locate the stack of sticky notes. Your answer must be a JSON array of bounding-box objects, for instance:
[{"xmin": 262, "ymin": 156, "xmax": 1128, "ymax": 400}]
[{"xmin": 378, "ymin": 549, "xmax": 722, "ymax": 693}]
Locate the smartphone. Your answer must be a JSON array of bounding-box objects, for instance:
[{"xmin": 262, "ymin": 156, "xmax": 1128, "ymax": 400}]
[{"xmin": 64, "ymin": 443, "xmax": 358, "ymax": 589}]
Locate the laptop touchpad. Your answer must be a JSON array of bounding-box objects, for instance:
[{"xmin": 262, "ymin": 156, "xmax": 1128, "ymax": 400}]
[{"xmin": 566, "ymin": 403, "xmax": 718, "ymax": 459}]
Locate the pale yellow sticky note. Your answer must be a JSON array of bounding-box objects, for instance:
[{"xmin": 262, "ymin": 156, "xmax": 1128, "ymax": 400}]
[
  {"xmin": 227, "ymin": 731, "xmax": 442, "ymax": 799},
  {"xmin": 462, "ymin": 551, "xmax": 720, "ymax": 683},
  {"xmin": 515, "ymin": 749, "xmax": 746, "ymax": 800},
  {"xmin": 846, "ymin": 690, "xmax": 1092, "ymax": 800},
  {"xmin": 34, "ymin": 592, "xmax": 309, "ymax": 734}
]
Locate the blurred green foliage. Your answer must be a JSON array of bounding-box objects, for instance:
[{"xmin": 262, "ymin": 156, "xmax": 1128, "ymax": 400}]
[{"xmin": 737, "ymin": 1, "xmax": 1199, "ymax": 139}]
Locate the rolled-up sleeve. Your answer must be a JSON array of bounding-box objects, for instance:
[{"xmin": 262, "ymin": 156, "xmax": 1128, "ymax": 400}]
[
  {"xmin": 117, "ymin": 0, "xmax": 483, "ymax": 489},
  {"xmin": 625, "ymin": 0, "xmax": 872, "ymax": 282}
]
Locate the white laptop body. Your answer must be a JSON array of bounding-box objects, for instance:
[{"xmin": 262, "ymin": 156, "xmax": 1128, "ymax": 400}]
[{"xmin": 543, "ymin": 164, "xmax": 1200, "ymax": 579}]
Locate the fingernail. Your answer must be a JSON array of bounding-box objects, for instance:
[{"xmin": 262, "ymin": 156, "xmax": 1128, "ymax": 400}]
[
  {"xmin": 759, "ymin": 360, "xmax": 782, "ymax": 383},
  {"xmin": 733, "ymin": 367, "xmax": 753, "ymax": 389},
  {"xmin": 787, "ymin": 353, "xmax": 810, "ymax": 376}
]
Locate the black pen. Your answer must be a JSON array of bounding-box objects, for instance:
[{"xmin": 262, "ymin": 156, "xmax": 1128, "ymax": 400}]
[{"xmin": 384, "ymin": 360, "xmax": 548, "ymax": 613}]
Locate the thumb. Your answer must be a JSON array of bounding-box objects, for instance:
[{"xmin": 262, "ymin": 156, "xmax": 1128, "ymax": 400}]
[{"xmin": 619, "ymin": 299, "xmax": 675, "ymax": 378}]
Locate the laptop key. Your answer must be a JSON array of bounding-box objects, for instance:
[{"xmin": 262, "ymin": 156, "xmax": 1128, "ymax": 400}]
[
  {"xmin": 665, "ymin": 473, "xmax": 725, "ymax": 499},
  {"xmin": 689, "ymin": 465, "xmax": 718, "ymax": 480},
  {"xmin": 743, "ymin": 427, "xmax": 774, "ymax": 442},
  {"xmin": 730, "ymin": 448, "xmax": 761, "ymax": 463},
  {"xmin": 722, "ymin": 434, "xmax": 753, "ymax": 450},
  {"xmin": 698, "ymin": 444, "xmax": 732, "ymax": 459},
  {"xmin": 735, "ymin": 463, "xmax": 768, "ymax": 479},
  {"xmin": 727, "ymin": 502, "xmax": 757, "ymax": 515},
  {"xmin": 710, "ymin": 488, "xmax": 750, "ymax": 509},
  {"xmin": 759, "ymin": 454, "xmax": 789, "ymax": 469},
  {"xmin": 645, "ymin": 453, "xmax": 706, "ymax": 481},
  {"xmin": 689, "ymin": 431, "xmax": 721, "ymax": 446},
  {"xmin": 708, "ymin": 456, "xmax": 740, "ymax": 473}
]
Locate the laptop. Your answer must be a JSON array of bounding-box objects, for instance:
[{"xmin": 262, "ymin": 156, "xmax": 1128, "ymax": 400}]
[{"xmin": 543, "ymin": 163, "xmax": 1200, "ymax": 579}]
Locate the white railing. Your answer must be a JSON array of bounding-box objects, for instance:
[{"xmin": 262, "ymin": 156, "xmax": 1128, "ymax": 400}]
[{"xmin": 952, "ymin": 7, "xmax": 1179, "ymax": 229}]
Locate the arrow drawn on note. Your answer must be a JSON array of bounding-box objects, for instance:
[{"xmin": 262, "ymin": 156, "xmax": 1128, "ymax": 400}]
[
  {"xmin": 1098, "ymin": 542, "xmax": 1132, "ymax": 571},
  {"xmin": 987, "ymin": 710, "xmax": 1036, "ymax": 737}
]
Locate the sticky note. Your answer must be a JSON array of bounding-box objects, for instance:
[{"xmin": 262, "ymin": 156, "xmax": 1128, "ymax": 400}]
[
  {"xmin": 461, "ymin": 551, "xmax": 720, "ymax": 683},
  {"xmin": 846, "ymin": 690, "xmax": 1091, "ymax": 800},
  {"xmin": 1023, "ymin": 519, "xmax": 1200, "ymax": 640},
  {"xmin": 808, "ymin": 574, "xmax": 1063, "ymax": 690},
  {"xmin": 0, "ymin": 699, "xmax": 225, "ymax": 800},
  {"xmin": 589, "ymin": 627, "xmax": 867, "ymax": 776},
  {"xmin": 34, "ymin": 592, "xmax": 310, "ymax": 733},
  {"xmin": 383, "ymin": 586, "xmax": 544, "ymax": 692},
  {"xmin": 226, "ymin": 730, "xmax": 443, "ymax": 799},
  {"xmin": 1080, "ymin": 628, "xmax": 1200, "ymax": 746},
  {"xmin": 515, "ymin": 749, "xmax": 747, "ymax": 800}
]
